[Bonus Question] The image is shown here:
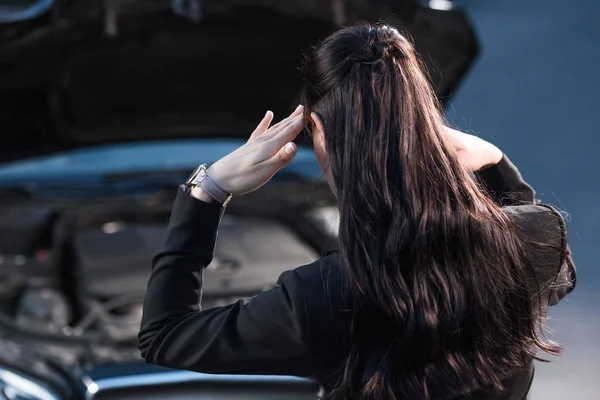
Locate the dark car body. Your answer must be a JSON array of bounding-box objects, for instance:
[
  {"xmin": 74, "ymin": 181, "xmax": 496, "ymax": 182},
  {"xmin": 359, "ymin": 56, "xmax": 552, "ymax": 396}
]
[{"xmin": 0, "ymin": 1, "xmax": 478, "ymax": 398}]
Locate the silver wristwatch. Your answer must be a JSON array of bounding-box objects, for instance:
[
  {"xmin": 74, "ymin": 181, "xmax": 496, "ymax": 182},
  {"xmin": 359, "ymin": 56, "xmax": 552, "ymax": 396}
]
[{"xmin": 185, "ymin": 164, "xmax": 232, "ymax": 206}]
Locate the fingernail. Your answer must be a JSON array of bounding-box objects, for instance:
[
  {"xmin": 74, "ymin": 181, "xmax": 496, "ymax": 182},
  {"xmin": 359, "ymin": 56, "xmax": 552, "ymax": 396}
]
[
  {"xmin": 294, "ymin": 105, "xmax": 304, "ymax": 113},
  {"xmin": 284, "ymin": 143, "xmax": 296, "ymax": 155}
]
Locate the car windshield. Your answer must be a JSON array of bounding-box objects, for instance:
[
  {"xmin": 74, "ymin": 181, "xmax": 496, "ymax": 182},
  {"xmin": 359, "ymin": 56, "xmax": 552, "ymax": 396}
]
[{"xmin": 0, "ymin": 139, "xmax": 323, "ymax": 194}]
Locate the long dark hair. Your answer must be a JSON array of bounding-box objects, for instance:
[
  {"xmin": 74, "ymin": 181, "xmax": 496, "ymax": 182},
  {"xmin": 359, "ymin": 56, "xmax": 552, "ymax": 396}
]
[{"xmin": 302, "ymin": 24, "xmax": 558, "ymax": 399}]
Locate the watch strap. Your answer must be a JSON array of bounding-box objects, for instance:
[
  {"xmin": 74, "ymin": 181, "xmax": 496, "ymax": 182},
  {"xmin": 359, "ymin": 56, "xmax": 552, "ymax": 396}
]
[
  {"xmin": 187, "ymin": 165, "xmax": 232, "ymax": 205},
  {"xmin": 198, "ymin": 168, "xmax": 231, "ymax": 205}
]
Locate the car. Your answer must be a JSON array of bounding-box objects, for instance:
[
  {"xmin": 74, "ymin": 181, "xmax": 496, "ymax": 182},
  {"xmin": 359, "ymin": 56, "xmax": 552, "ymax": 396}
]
[{"xmin": 0, "ymin": 0, "xmax": 478, "ymax": 398}]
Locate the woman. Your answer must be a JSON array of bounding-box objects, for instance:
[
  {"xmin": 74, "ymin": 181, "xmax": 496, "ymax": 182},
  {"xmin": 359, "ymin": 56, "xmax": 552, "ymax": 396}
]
[{"xmin": 138, "ymin": 24, "xmax": 576, "ymax": 399}]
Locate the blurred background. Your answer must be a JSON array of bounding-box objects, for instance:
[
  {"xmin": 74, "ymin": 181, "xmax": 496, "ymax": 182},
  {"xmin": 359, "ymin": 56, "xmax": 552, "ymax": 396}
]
[{"xmin": 0, "ymin": 0, "xmax": 596, "ymax": 399}]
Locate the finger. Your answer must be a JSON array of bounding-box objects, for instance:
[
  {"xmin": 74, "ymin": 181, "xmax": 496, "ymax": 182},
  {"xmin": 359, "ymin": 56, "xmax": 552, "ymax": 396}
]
[
  {"xmin": 271, "ymin": 142, "xmax": 297, "ymax": 167},
  {"xmin": 262, "ymin": 110, "xmax": 305, "ymax": 143},
  {"xmin": 266, "ymin": 107, "xmax": 301, "ymax": 133},
  {"xmin": 268, "ymin": 115, "xmax": 304, "ymax": 146},
  {"xmin": 265, "ymin": 105, "xmax": 303, "ymax": 134},
  {"xmin": 248, "ymin": 111, "xmax": 274, "ymax": 142}
]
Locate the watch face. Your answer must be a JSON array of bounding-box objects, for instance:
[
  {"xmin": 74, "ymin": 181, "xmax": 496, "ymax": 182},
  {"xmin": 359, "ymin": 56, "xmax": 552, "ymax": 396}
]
[{"xmin": 186, "ymin": 164, "xmax": 206, "ymax": 185}]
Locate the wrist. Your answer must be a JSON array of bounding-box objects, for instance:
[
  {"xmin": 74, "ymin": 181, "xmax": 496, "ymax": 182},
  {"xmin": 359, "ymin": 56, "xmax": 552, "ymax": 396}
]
[
  {"xmin": 205, "ymin": 165, "xmax": 230, "ymax": 193},
  {"xmin": 186, "ymin": 163, "xmax": 233, "ymax": 205}
]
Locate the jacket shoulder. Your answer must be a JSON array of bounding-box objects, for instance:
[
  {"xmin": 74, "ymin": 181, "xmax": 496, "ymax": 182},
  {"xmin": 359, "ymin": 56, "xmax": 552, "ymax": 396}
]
[
  {"xmin": 281, "ymin": 253, "xmax": 348, "ymax": 353},
  {"xmin": 292, "ymin": 252, "xmax": 341, "ymax": 279},
  {"xmin": 283, "ymin": 252, "xmax": 344, "ymax": 306}
]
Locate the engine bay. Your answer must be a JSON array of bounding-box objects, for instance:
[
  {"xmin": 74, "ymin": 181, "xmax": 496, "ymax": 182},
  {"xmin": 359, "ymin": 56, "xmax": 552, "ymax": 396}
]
[
  {"xmin": 70, "ymin": 214, "xmax": 320, "ymax": 343},
  {"xmin": 0, "ymin": 183, "xmax": 337, "ymax": 369}
]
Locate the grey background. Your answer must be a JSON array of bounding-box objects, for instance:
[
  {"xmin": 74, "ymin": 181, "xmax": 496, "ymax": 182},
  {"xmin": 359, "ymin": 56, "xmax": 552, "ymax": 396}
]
[{"xmin": 449, "ymin": 0, "xmax": 600, "ymax": 398}]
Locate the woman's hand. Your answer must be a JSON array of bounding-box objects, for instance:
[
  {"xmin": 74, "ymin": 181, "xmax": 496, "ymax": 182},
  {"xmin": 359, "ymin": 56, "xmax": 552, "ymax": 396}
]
[
  {"xmin": 204, "ymin": 106, "xmax": 305, "ymax": 196},
  {"xmin": 444, "ymin": 127, "xmax": 503, "ymax": 171}
]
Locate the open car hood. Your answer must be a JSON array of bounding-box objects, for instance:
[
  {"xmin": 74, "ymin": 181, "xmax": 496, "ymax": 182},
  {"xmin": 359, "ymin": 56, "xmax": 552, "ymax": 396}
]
[{"xmin": 0, "ymin": 0, "xmax": 478, "ymax": 163}]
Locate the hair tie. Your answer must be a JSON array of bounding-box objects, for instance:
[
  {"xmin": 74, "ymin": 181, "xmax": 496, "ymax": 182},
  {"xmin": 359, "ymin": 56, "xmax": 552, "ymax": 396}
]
[{"xmin": 360, "ymin": 61, "xmax": 377, "ymax": 65}]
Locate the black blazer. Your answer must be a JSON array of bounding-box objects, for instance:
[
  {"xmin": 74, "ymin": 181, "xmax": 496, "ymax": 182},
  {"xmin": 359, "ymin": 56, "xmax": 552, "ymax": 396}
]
[{"xmin": 138, "ymin": 155, "xmax": 576, "ymax": 399}]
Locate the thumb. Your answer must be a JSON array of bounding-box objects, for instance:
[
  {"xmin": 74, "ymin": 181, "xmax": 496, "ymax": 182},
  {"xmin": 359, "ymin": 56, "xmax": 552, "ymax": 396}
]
[{"xmin": 273, "ymin": 142, "xmax": 297, "ymax": 167}]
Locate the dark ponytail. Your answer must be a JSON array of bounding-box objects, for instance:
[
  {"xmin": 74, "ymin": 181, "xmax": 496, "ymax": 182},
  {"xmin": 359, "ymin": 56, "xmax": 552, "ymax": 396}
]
[{"xmin": 302, "ymin": 24, "xmax": 558, "ymax": 399}]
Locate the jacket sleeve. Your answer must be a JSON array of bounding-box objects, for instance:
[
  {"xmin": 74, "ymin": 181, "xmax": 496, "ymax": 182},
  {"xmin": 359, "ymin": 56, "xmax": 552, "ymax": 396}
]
[
  {"xmin": 542, "ymin": 205, "xmax": 577, "ymax": 306},
  {"xmin": 474, "ymin": 154, "xmax": 536, "ymax": 205},
  {"xmin": 475, "ymin": 157, "xmax": 576, "ymax": 304},
  {"xmin": 549, "ymin": 245, "xmax": 576, "ymax": 306},
  {"xmin": 138, "ymin": 188, "xmax": 314, "ymax": 376}
]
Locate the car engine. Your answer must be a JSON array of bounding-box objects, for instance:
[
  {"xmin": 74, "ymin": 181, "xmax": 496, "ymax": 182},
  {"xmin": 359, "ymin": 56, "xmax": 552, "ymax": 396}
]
[
  {"xmin": 71, "ymin": 214, "xmax": 320, "ymax": 343},
  {"xmin": 0, "ymin": 186, "xmax": 336, "ymax": 369}
]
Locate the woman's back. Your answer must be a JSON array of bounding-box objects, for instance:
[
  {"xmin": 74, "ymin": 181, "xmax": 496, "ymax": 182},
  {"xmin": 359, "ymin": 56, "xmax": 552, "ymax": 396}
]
[
  {"xmin": 252, "ymin": 156, "xmax": 575, "ymax": 399},
  {"xmin": 291, "ymin": 207, "xmax": 572, "ymax": 398}
]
